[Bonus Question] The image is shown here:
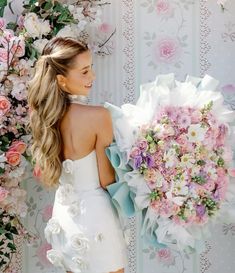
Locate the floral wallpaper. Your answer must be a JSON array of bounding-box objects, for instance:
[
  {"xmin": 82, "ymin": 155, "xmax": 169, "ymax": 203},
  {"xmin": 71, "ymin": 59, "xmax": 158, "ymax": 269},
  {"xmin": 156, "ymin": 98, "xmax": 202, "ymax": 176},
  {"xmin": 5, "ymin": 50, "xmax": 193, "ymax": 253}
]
[{"xmin": 17, "ymin": 0, "xmax": 235, "ymax": 273}]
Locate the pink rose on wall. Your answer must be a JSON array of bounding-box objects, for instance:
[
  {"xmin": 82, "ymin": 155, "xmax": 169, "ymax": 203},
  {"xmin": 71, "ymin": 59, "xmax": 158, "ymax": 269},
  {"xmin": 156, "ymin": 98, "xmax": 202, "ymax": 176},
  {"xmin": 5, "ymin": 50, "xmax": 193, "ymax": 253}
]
[
  {"xmin": 6, "ymin": 150, "xmax": 21, "ymax": 166},
  {"xmin": 98, "ymin": 22, "xmax": 112, "ymax": 33},
  {"xmin": 154, "ymin": 37, "xmax": 181, "ymax": 63},
  {"xmin": 36, "ymin": 242, "xmax": 52, "ymax": 267},
  {"xmin": 155, "ymin": 0, "xmax": 173, "ymax": 17},
  {"xmin": 9, "ymin": 140, "xmax": 27, "ymax": 154},
  {"xmin": 0, "ymin": 95, "xmax": 11, "ymax": 116},
  {"xmin": 42, "ymin": 204, "xmax": 53, "ymax": 222},
  {"xmin": 0, "ymin": 186, "xmax": 9, "ymax": 202},
  {"xmin": 157, "ymin": 248, "xmax": 175, "ymax": 266}
]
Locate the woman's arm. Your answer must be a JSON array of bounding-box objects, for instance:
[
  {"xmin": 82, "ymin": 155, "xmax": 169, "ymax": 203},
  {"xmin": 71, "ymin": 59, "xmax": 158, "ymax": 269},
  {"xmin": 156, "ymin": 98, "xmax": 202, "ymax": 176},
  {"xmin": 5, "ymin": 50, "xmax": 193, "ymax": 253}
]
[{"xmin": 95, "ymin": 107, "xmax": 115, "ymax": 189}]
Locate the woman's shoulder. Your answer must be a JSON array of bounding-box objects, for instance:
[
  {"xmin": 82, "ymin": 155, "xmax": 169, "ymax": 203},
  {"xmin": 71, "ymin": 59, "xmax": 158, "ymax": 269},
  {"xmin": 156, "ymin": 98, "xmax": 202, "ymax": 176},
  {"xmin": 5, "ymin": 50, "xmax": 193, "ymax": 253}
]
[{"xmin": 73, "ymin": 104, "xmax": 110, "ymax": 119}]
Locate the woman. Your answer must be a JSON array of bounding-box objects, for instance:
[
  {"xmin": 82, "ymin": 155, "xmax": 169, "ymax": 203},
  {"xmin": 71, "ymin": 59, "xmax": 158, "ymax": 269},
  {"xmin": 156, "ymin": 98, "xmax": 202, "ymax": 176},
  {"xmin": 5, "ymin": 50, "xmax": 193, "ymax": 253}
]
[{"xmin": 28, "ymin": 37, "xmax": 126, "ymax": 273}]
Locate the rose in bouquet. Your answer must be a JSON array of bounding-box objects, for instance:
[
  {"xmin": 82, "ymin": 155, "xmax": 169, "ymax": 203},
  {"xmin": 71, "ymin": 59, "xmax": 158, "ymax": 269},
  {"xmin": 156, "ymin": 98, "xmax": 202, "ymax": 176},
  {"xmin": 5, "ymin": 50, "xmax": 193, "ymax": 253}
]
[{"xmin": 105, "ymin": 74, "xmax": 235, "ymax": 251}]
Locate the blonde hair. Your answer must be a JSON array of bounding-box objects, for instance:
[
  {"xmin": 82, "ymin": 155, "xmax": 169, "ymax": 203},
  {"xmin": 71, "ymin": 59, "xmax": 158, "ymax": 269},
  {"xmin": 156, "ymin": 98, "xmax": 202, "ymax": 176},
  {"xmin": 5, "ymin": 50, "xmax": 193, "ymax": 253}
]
[{"xmin": 28, "ymin": 37, "xmax": 88, "ymax": 187}]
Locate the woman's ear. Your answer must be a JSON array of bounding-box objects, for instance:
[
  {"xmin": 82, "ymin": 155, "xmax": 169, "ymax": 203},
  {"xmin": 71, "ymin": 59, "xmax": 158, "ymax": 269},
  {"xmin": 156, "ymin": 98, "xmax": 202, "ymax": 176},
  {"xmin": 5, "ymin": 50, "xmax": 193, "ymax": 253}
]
[{"xmin": 56, "ymin": 74, "xmax": 67, "ymax": 89}]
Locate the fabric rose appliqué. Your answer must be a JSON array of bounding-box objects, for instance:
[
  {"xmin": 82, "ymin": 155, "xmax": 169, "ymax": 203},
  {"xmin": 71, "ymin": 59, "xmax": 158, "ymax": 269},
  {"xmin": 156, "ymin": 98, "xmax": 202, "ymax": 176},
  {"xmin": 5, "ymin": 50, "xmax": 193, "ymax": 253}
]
[
  {"xmin": 72, "ymin": 256, "xmax": 88, "ymax": 272},
  {"xmin": 67, "ymin": 201, "xmax": 84, "ymax": 217},
  {"xmin": 44, "ymin": 218, "xmax": 61, "ymax": 243},
  {"xmin": 46, "ymin": 249, "xmax": 65, "ymax": 269},
  {"xmin": 70, "ymin": 232, "xmax": 89, "ymax": 254},
  {"xmin": 56, "ymin": 184, "xmax": 74, "ymax": 205}
]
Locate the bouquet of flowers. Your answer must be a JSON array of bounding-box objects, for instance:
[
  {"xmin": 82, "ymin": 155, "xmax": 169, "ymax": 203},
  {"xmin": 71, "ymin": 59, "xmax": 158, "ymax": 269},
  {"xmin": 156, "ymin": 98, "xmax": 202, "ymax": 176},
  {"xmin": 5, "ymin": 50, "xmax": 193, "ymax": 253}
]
[{"xmin": 105, "ymin": 74, "xmax": 235, "ymax": 251}]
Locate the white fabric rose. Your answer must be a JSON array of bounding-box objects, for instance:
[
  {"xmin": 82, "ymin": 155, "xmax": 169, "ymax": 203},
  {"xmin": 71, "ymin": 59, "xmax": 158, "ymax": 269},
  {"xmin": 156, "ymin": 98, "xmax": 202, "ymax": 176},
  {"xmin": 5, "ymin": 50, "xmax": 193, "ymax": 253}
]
[
  {"xmin": 72, "ymin": 256, "xmax": 88, "ymax": 271},
  {"xmin": 47, "ymin": 249, "xmax": 65, "ymax": 269},
  {"xmin": 62, "ymin": 159, "xmax": 74, "ymax": 174},
  {"xmin": 67, "ymin": 201, "xmax": 84, "ymax": 217},
  {"xmin": 44, "ymin": 218, "xmax": 61, "ymax": 242},
  {"xmin": 56, "ymin": 184, "xmax": 74, "ymax": 205},
  {"xmin": 24, "ymin": 13, "xmax": 50, "ymax": 38},
  {"xmin": 70, "ymin": 232, "xmax": 89, "ymax": 254}
]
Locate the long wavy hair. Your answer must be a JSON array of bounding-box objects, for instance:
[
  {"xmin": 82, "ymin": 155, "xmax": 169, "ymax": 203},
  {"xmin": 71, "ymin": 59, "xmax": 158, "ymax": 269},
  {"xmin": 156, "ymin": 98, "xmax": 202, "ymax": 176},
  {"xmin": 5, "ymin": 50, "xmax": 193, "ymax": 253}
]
[{"xmin": 28, "ymin": 37, "xmax": 88, "ymax": 187}]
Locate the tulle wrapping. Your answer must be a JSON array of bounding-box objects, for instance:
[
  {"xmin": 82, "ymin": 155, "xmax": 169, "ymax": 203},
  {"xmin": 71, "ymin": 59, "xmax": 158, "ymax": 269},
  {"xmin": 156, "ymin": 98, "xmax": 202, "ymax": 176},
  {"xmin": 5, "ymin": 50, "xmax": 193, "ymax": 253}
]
[{"xmin": 105, "ymin": 73, "xmax": 235, "ymax": 251}]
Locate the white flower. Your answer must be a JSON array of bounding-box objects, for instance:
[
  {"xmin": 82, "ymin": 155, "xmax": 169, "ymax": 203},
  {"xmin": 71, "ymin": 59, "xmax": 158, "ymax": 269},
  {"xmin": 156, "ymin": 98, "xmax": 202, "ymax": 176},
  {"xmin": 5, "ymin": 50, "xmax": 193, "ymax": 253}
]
[
  {"xmin": 47, "ymin": 249, "xmax": 65, "ymax": 269},
  {"xmin": 56, "ymin": 25, "xmax": 77, "ymax": 38},
  {"xmin": 24, "ymin": 13, "xmax": 50, "ymax": 38},
  {"xmin": 44, "ymin": 218, "xmax": 61, "ymax": 242},
  {"xmin": 62, "ymin": 159, "xmax": 74, "ymax": 174},
  {"xmin": 56, "ymin": 184, "xmax": 74, "ymax": 205},
  {"xmin": 72, "ymin": 256, "xmax": 88, "ymax": 271},
  {"xmin": 0, "ymin": 154, "xmax": 6, "ymax": 163},
  {"xmin": 173, "ymin": 180, "xmax": 189, "ymax": 196},
  {"xmin": 70, "ymin": 232, "xmax": 89, "ymax": 254},
  {"xmin": 164, "ymin": 148, "xmax": 178, "ymax": 168},
  {"xmin": 33, "ymin": 38, "xmax": 49, "ymax": 54},
  {"xmin": 67, "ymin": 201, "xmax": 84, "ymax": 217},
  {"xmin": 187, "ymin": 124, "xmax": 207, "ymax": 142},
  {"xmin": 180, "ymin": 154, "xmax": 195, "ymax": 168},
  {"xmin": 77, "ymin": 20, "xmax": 87, "ymax": 32}
]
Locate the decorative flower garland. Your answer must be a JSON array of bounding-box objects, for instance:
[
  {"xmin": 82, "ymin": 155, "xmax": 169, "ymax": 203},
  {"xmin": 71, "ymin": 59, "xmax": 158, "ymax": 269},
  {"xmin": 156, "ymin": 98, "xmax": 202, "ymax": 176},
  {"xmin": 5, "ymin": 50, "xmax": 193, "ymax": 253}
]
[{"xmin": 0, "ymin": 0, "xmax": 114, "ymax": 271}]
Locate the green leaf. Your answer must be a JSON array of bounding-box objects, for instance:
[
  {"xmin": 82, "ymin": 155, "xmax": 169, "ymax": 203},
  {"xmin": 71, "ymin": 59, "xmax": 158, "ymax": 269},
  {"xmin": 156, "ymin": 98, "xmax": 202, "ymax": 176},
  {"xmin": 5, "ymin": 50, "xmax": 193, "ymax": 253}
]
[
  {"xmin": 5, "ymin": 223, "xmax": 11, "ymax": 231},
  {"xmin": 0, "ymin": 167, "xmax": 5, "ymax": 175},
  {"xmin": 6, "ymin": 22, "xmax": 17, "ymax": 31},
  {"xmin": 0, "ymin": 0, "xmax": 7, "ymax": 17},
  {"xmin": 10, "ymin": 226, "xmax": 18, "ymax": 235},
  {"xmin": 7, "ymin": 242, "xmax": 16, "ymax": 251},
  {"xmin": 5, "ymin": 233, "xmax": 13, "ymax": 241}
]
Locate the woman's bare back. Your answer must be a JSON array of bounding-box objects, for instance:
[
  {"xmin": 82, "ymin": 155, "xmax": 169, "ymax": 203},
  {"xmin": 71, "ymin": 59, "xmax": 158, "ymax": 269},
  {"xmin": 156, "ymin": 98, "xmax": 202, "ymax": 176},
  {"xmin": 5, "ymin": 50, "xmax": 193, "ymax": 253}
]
[{"xmin": 60, "ymin": 103, "xmax": 115, "ymax": 188}]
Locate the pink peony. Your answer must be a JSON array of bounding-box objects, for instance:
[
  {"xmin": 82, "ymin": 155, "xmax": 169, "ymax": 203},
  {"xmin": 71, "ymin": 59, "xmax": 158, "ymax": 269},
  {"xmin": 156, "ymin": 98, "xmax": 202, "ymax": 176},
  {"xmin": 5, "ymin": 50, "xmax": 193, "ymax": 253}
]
[
  {"xmin": 0, "ymin": 186, "xmax": 9, "ymax": 202},
  {"xmin": 155, "ymin": 0, "xmax": 173, "ymax": 17},
  {"xmin": 157, "ymin": 248, "xmax": 175, "ymax": 266},
  {"xmin": 0, "ymin": 95, "xmax": 11, "ymax": 116},
  {"xmin": 9, "ymin": 140, "xmax": 27, "ymax": 154},
  {"xmin": 130, "ymin": 146, "xmax": 141, "ymax": 158},
  {"xmin": 154, "ymin": 37, "xmax": 181, "ymax": 64},
  {"xmin": 98, "ymin": 23, "xmax": 112, "ymax": 33},
  {"xmin": 177, "ymin": 114, "xmax": 191, "ymax": 129},
  {"xmin": 6, "ymin": 150, "xmax": 21, "ymax": 166}
]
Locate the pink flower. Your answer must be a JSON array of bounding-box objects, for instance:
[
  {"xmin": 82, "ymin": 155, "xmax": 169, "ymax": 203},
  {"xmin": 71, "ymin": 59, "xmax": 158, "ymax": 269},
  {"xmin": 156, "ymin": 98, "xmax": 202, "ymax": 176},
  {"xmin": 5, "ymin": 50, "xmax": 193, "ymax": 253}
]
[
  {"xmin": 0, "ymin": 95, "xmax": 11, "ymax": 116},
  {"xmin": 144, "ymin": 169, "xmax": 157, "ymax": 182},
  {"xmin": 228, "ymin": 168, "xmax": 235, "ymax": 177},
  {"xmin": 36, "ymin": 242, "xmax": 52, "ymax": 267},
  {"xmin": 130, "ymin": 147, "xmax": 141, "ymax": 158},
  {"xmin": 138, "ymin": 139, "xmax": 148, "ymax": 152},
  {"xmin": 0, "ymin": 186, "xmax": 9, "ymax": 202},
  {"xmin": 98, "ymin": 23, "xmax": 112, "ymax": 33},
  {"xmin": 17, "ymin": 15, "xmax": 25, "ymax": 29},
  {"xmin": 6, "ymin": 150, "xmax": 21, "ymax": 166},
  {"xmin": 191, "ymin": 110, "xmax": 202, "ymax": 123},
  {"xmin": 0, "ymin": 18, "xmax": 6, "ymax": 29},
  {"xmin": 42, "ymin": 205, "xmax": 53, "ymax": 222},
  {"xmin": 177, "ymin": 114, "xmax": 191, "ymax": 129},
  {"xmin": 155, "ymin": 0, "xmax": 173, "ymax": 17},
  {"xmin": 9, "ymin": 140, "xmax": 27, "ymax": 154},
  {"xmin": 154, "ymin": 37, "xmax": 181, "ymax": 64},
  {"xmin": 157, "ymin": 248, "xmax": 175, "ymax": 266},
  {"xmin": 222, "ymin": 84, "xmax": 235, "ymax": 94},
  {"xmin": 0, "ymin": 48, "xmax": 8, "ymax": 63},
  {"xmin": 10, "ymin": 38, "xmax": 25, "ymax": 58}
]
